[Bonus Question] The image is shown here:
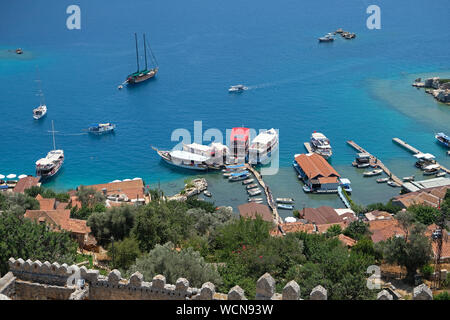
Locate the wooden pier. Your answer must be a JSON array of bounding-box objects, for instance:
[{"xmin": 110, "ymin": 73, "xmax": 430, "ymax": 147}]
[
  {"xmin": 304, "ymin": 142, "xmax": 313, "ymax": 153},
  {"xmin": 392, "ymin": 137, "xmax": 450, "ymax": 174},
  {"xmin": 245, "ymin": 163, "xmax": 283, "ymax": 225},
  {"xmin": 347, "ymin": 140, "xmax": 403, "ymax": 186}
]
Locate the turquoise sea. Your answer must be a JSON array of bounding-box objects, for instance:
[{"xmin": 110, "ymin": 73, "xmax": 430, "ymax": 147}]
[{"xmin": 1, "ymin": 0, "xmax": 449, "ymax": 219}]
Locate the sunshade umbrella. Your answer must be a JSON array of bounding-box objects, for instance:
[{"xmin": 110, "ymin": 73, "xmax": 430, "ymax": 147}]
[
  {"xmin": 18, "ymin": 174, "xmax": 28, "ymax": 179},
  {"xmin": 6, "ymin": 174, "xmax": 16, "ymax": 179},
  {"xmin": 132, "ymin": 177, "xmax": 142, "ymax": 180},
  {"xmin": 0, "ymin": 174, "xmax": 5, "ymax": 179}
]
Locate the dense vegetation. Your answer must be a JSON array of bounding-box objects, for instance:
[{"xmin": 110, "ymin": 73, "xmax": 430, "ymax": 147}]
[{"xmin": 1, "ymin": 187, "xmax": 449, "ymax": 298}]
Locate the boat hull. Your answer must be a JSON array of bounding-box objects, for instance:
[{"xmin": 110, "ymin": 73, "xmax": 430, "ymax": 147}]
[
  {"xmin": 162, "ymin": 157, "xmax": 208, "ymax": 171},
  {"xmin": 127, "ymin": 69, "xmax": 158, "ymax": 84}
]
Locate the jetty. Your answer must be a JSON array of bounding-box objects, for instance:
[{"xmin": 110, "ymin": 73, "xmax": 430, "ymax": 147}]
[
  {"xmin": 245, "ymin": 163, "xmax": 283, "ymax": 225},
  {"xmin": 303, "ymin": 142, "xmax": 313, "ymax": 153},
  {"xmin": 392, "ymin": 138, "xmax": 450, "ymax": 174},
  {"xmin": 346, "ymin": 140, "xmax": 403, "ymax": 186}
]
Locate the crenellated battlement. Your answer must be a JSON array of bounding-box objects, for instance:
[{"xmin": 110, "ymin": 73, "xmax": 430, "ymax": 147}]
[{"xmin": 0, "ymin": 258, "xmax": 434, "ymax": 300}]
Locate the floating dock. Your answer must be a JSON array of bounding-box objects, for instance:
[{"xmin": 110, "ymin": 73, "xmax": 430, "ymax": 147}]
[
  {"xmin": 347, "ymin": 140, "xmax": 403, "ymax": 186},
  {"xmin": 392, "ymin": 137, "xmax": 450, "ymax": 174},
  {"xmin": 245, "ymin": 163, "xmax": 283, "ymax": 225}
]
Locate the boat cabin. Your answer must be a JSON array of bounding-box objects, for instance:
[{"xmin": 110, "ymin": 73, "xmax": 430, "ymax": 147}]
[{"xmin": 230, "ymin": 127, "xmax": 250, "ymax": 163}]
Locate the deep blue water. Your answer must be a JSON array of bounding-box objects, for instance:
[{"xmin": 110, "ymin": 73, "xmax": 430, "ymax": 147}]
[{"xmin": 1, "ymin": 0, "xmax": 449, "ymax": 214}]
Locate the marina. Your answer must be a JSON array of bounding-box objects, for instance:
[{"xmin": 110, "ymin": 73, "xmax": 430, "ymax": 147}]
[
  {"xmin": 392, "ymin": 137, "xmax": 450, "ymax": 174},
  {"xmin": 347, "ymin": 140, "xmax": 403, "ymax": 186}
]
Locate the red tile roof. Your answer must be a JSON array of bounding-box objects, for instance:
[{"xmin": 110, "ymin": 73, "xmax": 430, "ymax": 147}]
[
  {"xmin": 425, "ymin": 224, "xmax": 450, "ymax": 260},
  {"xmin": 238, "ymin": 203, "xmax": 273, "ymax": 223},
  {"xmin": 294, "ymin": 153, "xmax": 340, "ymax": 181},
  {"xmin": 338, "ymin": 234, "xmax": 357, "ymax": 247},
  {"xmin": 392, "ymin": 186, "xmax": 449, "ymax": 208},
  {"xmin": 271, "ymin": 221, "xmax": 316, "ymax": 236},
  {"xmin": 316, "ymin": 221, "xmax": 348, "ymax": 234},
  {"xmin": 299, "ymin": 206, "xmax": 344, "ymax": 225},
  {"xmin": 369, "ymin": 219, "xmax": 406, "ymax": 243},
  {"xmin": 24, "ymin": 209, "xmax": 91, "ymax": 235},
  {"xmin": 81, "ymin": 179, "xmax": 145, "ymax": 201},
  {"xmin": 13, "ymin": 176, "xmax": 40, "ymax": 193},
  {"xmin": 36, "ymin": 195, "xmax": 56, "ymax": 211}
]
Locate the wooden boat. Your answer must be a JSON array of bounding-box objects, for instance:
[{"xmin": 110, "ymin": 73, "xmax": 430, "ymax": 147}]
[
  {"xmin": 242, "ymin": 178, "xmax": 254, "ymax": 185},
  {"xmin": 229, "ymin": 172, "xmax": 249, "ymax": 181},
  {"xmin": 436, "ymin": 172, "xmax": 446, "ymax": 178},
  {"xmin": 363, "ymin": 169, "xmax": 383, "ymax": 177},
  {"xmin": 246, "ymin": 183, "xmax": 258, "ymax": 190},
  {"xmin": 88, "ymin": 123, "xmax": 115, "ymax": 135},
  {"xmin": 278, "ymin": 204, "xmax": 294, "ymax": 210},
  {"xmin": 376, "ymin": 177, "xmax": 389, "ymax": 183},
  {"xmin": 276, "ymin": 198, "xmax": 295, "ymax": 204},
  {"xmin": 126, "ymin": 33, "xmax": 158, "ymax": 85},
  {"xmin": 402, "ymin": 175, "xmax": 415, "ymax": 182}
]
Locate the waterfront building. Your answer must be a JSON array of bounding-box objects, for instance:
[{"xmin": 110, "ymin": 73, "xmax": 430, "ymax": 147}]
[
  {"xmin": 79, "ymin": 178, "xmax": 147, "ymax": 205},
  {"xmin": 293, "ymin": 153, "xmax": 340, "ymax": 193}
]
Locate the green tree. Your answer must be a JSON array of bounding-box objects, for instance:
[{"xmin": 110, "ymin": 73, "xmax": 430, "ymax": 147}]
[
  {"xmin": 0, "ymin": 212, "xmax": 77, "ymax": 275},
  {"xmin": 343, "ymin": 220, "xmax": 371, "ymax": 240},
  {"xmin": 126, "ymin": 242, "xmax": 222, "ymax": 288},
  {"xmin": 408, "ymin": 204, "xmax": 440, "ymax": 225},
  {"xmin": 326, "ymin": 224, "xmax": 342, "ymax": 237},
  {"xmin": 87, "ymin": 205, "xmax": 136, "ymax": 246},
  {"xmin": 108, "ymin": 237, "xmax": 141, "ymax": 270},
  {"xmin": 0, "ymin": 192, "xmax": 39, "ymax": 216},
  {"xmin": 76, "ymin": 186, "xmax": 106, "ymax": 208},
  {"xmin": 381, "ymin": 223, "xmax": 432, "ymax": 283}
]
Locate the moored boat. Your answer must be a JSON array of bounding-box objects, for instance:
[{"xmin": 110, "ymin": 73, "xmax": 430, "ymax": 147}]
[
  {"xmin": 203, "ymin": 190, "xmax": 212, "ymax": 197},
  {"xmin": 229, "ymin": 171, "xmax": 249, "ymax": 181},
  {"xmin": 33, "ymin": 105, "xmax": 47, "ymax": 120},
  {"xmin": 246, "ymin": 183, "xmax": 258, "ymax": 190},
  {"xmin": 242, "ymin": 178, "xmax": 254, "ymax": 185},
  {"xmin": 318, "ymin": 33, "xmax": 334, "ymax": 42},
  {"xmin": 387, "ymin": 180, "xmax": 400, "ymax": 187},
  {"xmin": 436, "ymin": 172, "xmax": 446, "ymax": 178},
  {"xmin": 154, "ymin": 148, "xmax": 210, "ymax": 171},
  {"xmin": 36, "ymin": 121, "xmax": 64, "ymax": 181},
  {"xmin": 376, "ymin": 177, "xmax": 390, "ymax": 183},
  {"xmin": 248, "ymin": 197, "xmax": 263, "ymax": 203},
  {"xmin": 126, "ymin": 33, "xmax": 158, "ymax": 85},
  {"xmin": 248, "ymin": 188, "xmax": 262, "ymax": 196},
  {"xmin": 423, "ymin": 164, "xmax": 440, "ymax": 175},
  {"xmin": 276, "ymin": 198, "xmax": 295, "ymax": 204},
  {"xmin": 310, "ymin": 132, "xmax": 332, "ymax": 159},
  {"xmin": 248, "ymin": 128, "xmax": 279, "ymax": 164},
  {"xmin": 278, "ymin": 204, "xmax": 294, "ymax": 210},
  {"xmin": 402, "ymin": 175, "xmax": 415, "ymax": 182},
  {"xmin": 363, "ymin": 169, "xmax": 383, "ymax": 177}
]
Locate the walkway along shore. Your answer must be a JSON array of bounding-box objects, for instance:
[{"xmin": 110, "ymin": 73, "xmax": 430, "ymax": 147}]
[
  {"xmin": 346, "ymin": 140, "xmax": 403, "ymax": 186},
  {"xmin": 245, "ymin": 163, "xmax": 283, "ymax": 225},
  {"xmin": 393, "ymin": 138, "xmax": 450, "ymax": 174}
]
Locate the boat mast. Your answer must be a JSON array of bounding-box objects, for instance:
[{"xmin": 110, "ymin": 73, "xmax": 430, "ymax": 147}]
[
  {"xmin": 145, "ymin": 34, "xmax": 158, "ymax": 68},
  {"xmin": 143, "ymin": 34, "xmax": 148, "ymax": 70},
  {"xmin": 36, "ymin": 66, "xmax": 45, "ymax": 106},
  {"xmin": 135, "ymin": 33, "xmax": 140, "ymax": 72},
  {"xmin": 49, "ymin": 120, "xmax": 58, "ymax": 150}
]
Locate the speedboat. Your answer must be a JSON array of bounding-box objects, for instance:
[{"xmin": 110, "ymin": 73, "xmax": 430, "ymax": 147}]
[
  {"xmin": 16, "ymin": 48, "xmax": 23, "ymax": 54},
  {"xmin": 248, "ymin": 188, "xmax": 262, "ymax": 196},
  {"xmin": 376, "ymin": 177, "xmax": 389, "ymax": 183},
  {"xmin": 248, "ymin": 197, "xmax": 263, "ymax": 202},
  {"xmin": 203, "ymin": 190, "xmax": 212, "ymax": 197},
  {"xmin": 435, "ymin": 132, "xmax": 450, "ymax": 148},
  {"xmin": 310, "ymin": 132, "xmax": 332, "ymax": 159},
  {"xmin": 88, "ymin": 123, "xmax": 116, "ymax": 135},
  {"xmin": 436, "ymin": 172, "xmax": 446, "ymax": 178},
  {"xmin": 403, "ymin": 176, "xmax": 415, "ymax": 182},
  {"xmin": 228, "ymin": 84, "xmax": 248, "ymax": 93},
  {"xmin": 229, "ymin": 171, "xmax": 249, "ymax": 181},
  {"xmin": 319, "ymin": 33, "xmax": 334, "ymax": 42},
  {"xmin": 363, "ymin": 169, "xmax": 383, "ymax": 177},
  {"xmin": 33, "ymin": 105, "xmax": 47, "ymax": 120},
  {"xmin": 242, "ymin": 178, "xmax": 254, "ymax": 185},
  {"xmin": 246, "ymin": 183, "xmax": 258, "ymax": 190}
]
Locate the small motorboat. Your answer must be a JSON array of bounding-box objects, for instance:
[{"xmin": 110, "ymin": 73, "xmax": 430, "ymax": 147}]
[
  {"xmin": 302, "ymin": 185, "xmax": 312, "ymax": 193},
  {"xmin": 423, "ymin": 164, "xmax": 440, "ymax": 176},
  {"xmin": 403, "ymin": 175, "xmax": 415, "ymax": 182},
  {"xmin": 363, "ymin": 169, "xmax": 383, "ymax": 177},
  {"xmin": 33, "ymin": 105, "xmax": 47, "ymax": 120},
  {"xmin": 356, "ymin": 162, "xmax": 370, "ymax": 168},
  {"xmin": 229, "ymin": 173, "xmax": 249, "ymax": 181},
  {"xmin": 88, "ymin": 123, "xmax": 116, "ymax": 135},
  {"xmin": 242, "ymin": 178, "xmax": 254, "ymax": 185},
  {"xmin": 246, "ymin": 183, "xmax": 258, "ymax": 190},
  {"xmin": 318, "ymin": 33, "xmax": 334, "ymax": 42},
  {"xmin": 248, "ymin": 189, "xmax": 262, "ymax": 196},
  {"xmin": 248, "ymin": 197, "xmax": 263, "ymax": 202},
  {"xmin": 436, "ymin": 172, "xmax": 446, "ymax": 178},
  {"xmin": 387, "ymin": 180, "xmax": 400, "ymax": 187},
  {"xmin": 276, "ymin": 198, "xmax": 295, "ymax": 204},
  {"xmin": 376, "ymin": 177, "xmax": 389, "ymax": 183},
  {"xmin": 15, "ymin": 48, "xmax": 23, "ymax": 54},
  {"xmin": 203, "ymin": 190, "xmax": 212, "ymax": 197},
  {"xmin": 228, "ymin": 84, "xmax": 248, "ymax": 93},
  {"xmin": 278, "ymin": 204, "xmax": 294, "ymax": 210}
]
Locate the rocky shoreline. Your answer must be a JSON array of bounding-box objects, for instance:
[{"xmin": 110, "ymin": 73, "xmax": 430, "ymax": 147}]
[{"xmin": 412, "ymin": 77, "xmax": 450, "ymax": 104}]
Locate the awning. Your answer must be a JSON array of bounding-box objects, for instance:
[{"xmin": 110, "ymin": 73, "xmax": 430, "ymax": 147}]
[
  {"xmin": 424, "ymin": 164, "xmax": 440, "ymax": 170},
  {"xmin": 414, "ymin": 153, "xmax": 435, "ymax": 160}
]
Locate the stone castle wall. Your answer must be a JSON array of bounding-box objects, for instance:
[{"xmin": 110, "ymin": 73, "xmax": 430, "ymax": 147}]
[{"xmin": 0, "ymin": 257, "xmax": 434, "ymax": 300}]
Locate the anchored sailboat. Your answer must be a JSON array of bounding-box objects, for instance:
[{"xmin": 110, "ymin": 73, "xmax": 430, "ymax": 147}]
[{"xmin": 126, "ymin": 33, "xmax": 158, "ymax": 85}]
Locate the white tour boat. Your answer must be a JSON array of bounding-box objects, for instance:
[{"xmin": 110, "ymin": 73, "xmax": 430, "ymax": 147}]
[
  {"xmin": 228, "ymin": 84, "xmax": 248, "ymax": 93},
  {"xmin": 310, "ymin": 132, "xmax": 332, "ymax": 159},
  {"xmin": 35, "ymin": 121, "xmax": 64, "ymax": 180},
  {"xmin": 248, "ymin": 128, "xmax": 279, "ymax": 164}
]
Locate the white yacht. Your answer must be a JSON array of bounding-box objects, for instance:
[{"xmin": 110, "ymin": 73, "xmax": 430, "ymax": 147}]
[
  {"xmin": 228, "ymin": 84, "xmax": 248, "ymax": 93},
  {"xmin": 33, "ymin": 69, "xmax": 47, "ymax": 120},
  {"xmin": 36, "ymin": 121, "xmax": 64, "ymax": 180},
  {"xmin": 310, "ymin": 132, "xmax": 332, "ymax": 159},
  {"xmin": 88, "ymin": 123, "xmax": 116, "ymax": 134},
  {"xmin": 248, "ymin": 128, "xmax": 279, "ymax": 164}
]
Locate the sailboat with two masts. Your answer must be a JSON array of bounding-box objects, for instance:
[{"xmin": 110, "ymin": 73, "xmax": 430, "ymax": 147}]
[
  {"xmin": 126, "ymin": 33, "xmax": 158, "ymax": 85},
  {"xmin": 35, "ymin": 120, "xmax": 64, "ymax": 181},
  {"xmin": 33, "ymin": 67, "xmax": 47, "ymax": 120}
]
